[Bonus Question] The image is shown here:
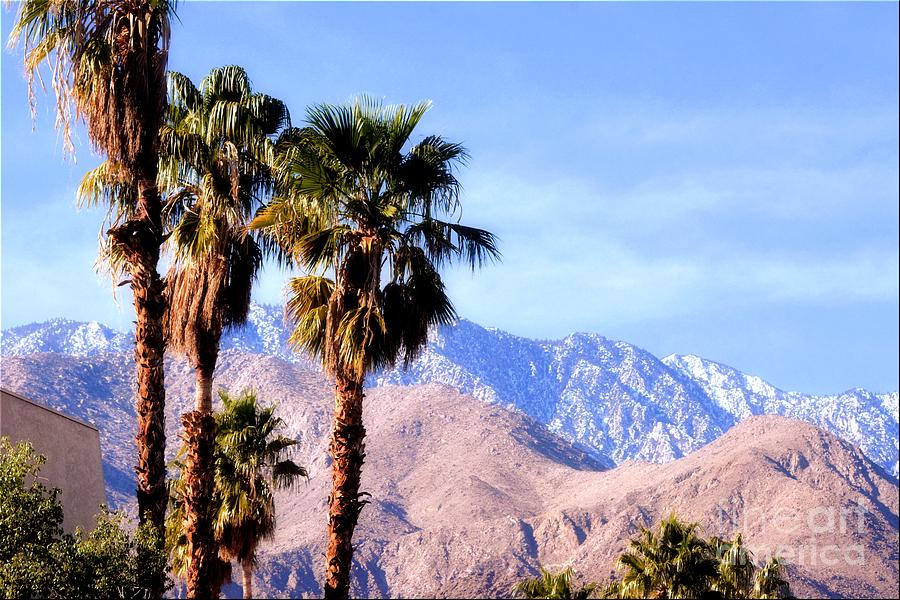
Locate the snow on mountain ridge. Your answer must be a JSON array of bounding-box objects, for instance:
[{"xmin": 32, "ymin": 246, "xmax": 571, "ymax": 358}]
[
  {"xmin": 662, "ymin": 353, "xmax": 899, "ymax": 478},
  {"xmin": 0, "ymin": 318, "xmax": 132, "ymax": 356},
  {"xmin": 2, "ymin": 306, "xmax": 897, "ymax": 477}
]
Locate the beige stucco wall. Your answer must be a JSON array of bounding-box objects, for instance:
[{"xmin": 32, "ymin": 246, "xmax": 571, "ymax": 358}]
[{"xmin": 1, "ymin": 388, "xmax": 106, "ymax": 533}]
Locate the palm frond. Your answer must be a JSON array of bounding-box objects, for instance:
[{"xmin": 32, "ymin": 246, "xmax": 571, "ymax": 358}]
[
  {"xmin": 76, "ymin": 160, "xmax": 135, "ymax": 214},
  {"xmin": 168, "ymin": 70, "xmax": 203, "ymax": 113},
  {"xmin": 295, "ymin": 225, "xmax": 352, "ymax": 272},
  {"xmin": 258, "ymin": 98, "xmax": 498, "ymax": 378},
  {"xmin": 285, "ymin": 275, "xmax": 334, "ymax": 360}
]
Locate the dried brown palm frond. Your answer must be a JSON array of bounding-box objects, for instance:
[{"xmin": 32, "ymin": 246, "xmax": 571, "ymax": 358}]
[{"xmin": 9, "ymin": 0, "xmax": 173, "ymax": 165}]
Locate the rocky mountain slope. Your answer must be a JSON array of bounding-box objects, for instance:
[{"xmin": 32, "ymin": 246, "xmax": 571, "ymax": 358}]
[
  {"xmin": 255, "ymin": 390, "xmax": 900, "ymax": 599},
  {"xmin": 3, "ymin": 349, "xmax": 896, "ymax": 598},
  {"xmin": 3, "ymin": 308, "xmax": 897, "ymax": 478}
]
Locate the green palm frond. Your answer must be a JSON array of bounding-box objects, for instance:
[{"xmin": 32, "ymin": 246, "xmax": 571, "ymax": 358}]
[
  {"xmin": 76, "ymin": 160, "xmax": 136, "ymax": 217},
  {"xmin": 295, "ymin": 226, "xmax": 353, "ymax": 272},
  {"xmin": 168, "ymin": 70, "xmax": 203, "ymax": 114},
  {"xmin": 335, "ymin": 306, "xmax": 390, "ymax": 374},
  {"xmin": 167, "ymin": 389, "xmax": 305, "ymax": 576},
  {"xmin": 514, "ymin": 567, "xmax": 596, "ymax": 599},
  {"xmin": 254, "ymin": 97, "xmax": 499, "ymax": 379},
  {"xmin": 272, "ymin": 460, "xmax": 308, "ymax": 489},
  {"xmin": 404, "ymin": 218, "xmax": 501, "ymax": 269},
  {"xmin": 285, "ymin": 275, "xmax": 333, "ymax": 359},
  {"xmin": 753, "ymin": 557, "xmax": 792, "ymax": 599}
]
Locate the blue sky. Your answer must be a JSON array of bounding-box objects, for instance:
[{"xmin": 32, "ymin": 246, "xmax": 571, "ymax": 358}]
[{"xmin": 1, "ymin": 2, "xmax": 898, "ymax": 395}]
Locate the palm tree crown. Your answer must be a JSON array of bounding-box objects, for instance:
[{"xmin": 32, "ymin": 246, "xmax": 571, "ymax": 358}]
[
  {"xmin": 515, "ymin": 567, "xmax": 597, "ymax": 600},
  {"xmin": 8, "ymin": 0, "xmax": 173, "ymax": 163},
  {"xmin": 611, "ymin": 515, "xmax": 719, "ymax": 599},
  {"xmin": 252, "ymin": 96, "xmax": 500, "ymax": 378},
  {"xmin": 162, "ymin": 65, "xmax": 290, "ymax": 368}
]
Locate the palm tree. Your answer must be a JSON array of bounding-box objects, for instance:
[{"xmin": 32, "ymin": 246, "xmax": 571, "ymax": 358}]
[
  {"xmin": 753, "ymin": 557, "xmax": 792, "ymax": 600},
  {"xmin": 9, "ymin": 1, "xmax": 175, "ymax": 594},
  {"xmin": 515, "ymin": 567, "xmax": 597, "ymax": 599},
  {"xmin": 215, "ymin": 389, "xmax": 307, "ymax": 599},
  {"xmin": 604, "ymin": 516, "xmax": 794, "ymax": 599},
  {"xmin": 608, "ymin": 515, "xmax": 719, "ymax": 599},
  {"xmin": 710, "ymin": 534, "xmax": 755, "ymax": 599},
  {"xmin": 250, "ymin": 97, "xmax": 500, "ymax": 598},
  {"xmin": 166, "ymin": 389, "xmax": 306, "ymax": 599},
  {"xmin": 158, "ymin": 65, "xmax": 288, "ymax": 598}
]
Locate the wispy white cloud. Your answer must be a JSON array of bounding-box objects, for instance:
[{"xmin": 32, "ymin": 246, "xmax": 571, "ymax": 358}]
[
  {"xmin": 447, "ymin": 156, "xmax": 899, "ymax": 336},
  {"xmin": 584, "ymin": 103, "xmax": 899, "ymax": 152}
]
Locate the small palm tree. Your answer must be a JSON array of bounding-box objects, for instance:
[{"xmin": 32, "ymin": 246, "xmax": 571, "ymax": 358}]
[
  {"xmin": 159, "ymin": 64, "xmax": 288, "ymax": 598},
  {"xmin": 753, "ymin": 557, "xmax": 792, "ymax": 600},
  {"xmin": 9, "ymin": 1, "xmax": 176, "ymax": 594},
  {"xmin": 251, "ymin": 97, "xmax": 499, "ymax": 598},
  {"xmin": 166, "ymin": 389, "xmax": 306, "ymax": 599},
  {"xmin": 609, "ymin": 515, "xmax": 718, "ymax": 599},
  {"xmin": 604, "ymin": 516, "xmax": 793, "ymax": 599},
  {"xmin": 215, "ymin": 390, "xmax": 307, "ymax": 599},
  {"xmin": 515, "ymin": 567, "xmax": 597, "ymax": 599}
]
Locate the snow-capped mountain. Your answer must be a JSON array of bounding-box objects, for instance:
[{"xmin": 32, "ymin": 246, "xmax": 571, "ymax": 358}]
[
  {"xmin": 0, "ymin": 318, "xmax": 132, "ymax": 356},
  {"xmin": 1, "ymin": 305, "xmax": 297, "ymax": 360},
  {"xmin": 2, "ymin": 305, "xmax": 897, "ymax": 478},
  {"xmin": 375, "ymin": 320, "xmax": 737, "ymax": 465},
  {"xmin": 662, "ymin": 354, "xmax": 900, "ymax": 479}
]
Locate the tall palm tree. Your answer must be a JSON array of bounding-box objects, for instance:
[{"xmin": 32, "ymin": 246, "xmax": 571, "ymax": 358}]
[
  {"xmin": 609, "ymin": 515, "xmax": 719, "ymax": 599},
  {"xmin": 160, "ymin": 65, "xmax": 289, "ymax": 598},
  {"xmin": 9, "ymin": 1, "xmax": 175, "ymax": 594},
  {"xmin": 166, "ymin": 389, "xmax": 306, "ymax": 599},
  {"xmin": 515, "ymin": 567, "xmax": 597, "ymax": 599},
  {"xmin": 251, "ymin": 97, "xmax": 500, "ymax": 598}
]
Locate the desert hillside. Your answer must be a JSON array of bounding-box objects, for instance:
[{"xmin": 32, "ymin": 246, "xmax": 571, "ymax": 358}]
[{"xmin": 2, "ymin": 351, "xmax": 897, "ymax": 598}]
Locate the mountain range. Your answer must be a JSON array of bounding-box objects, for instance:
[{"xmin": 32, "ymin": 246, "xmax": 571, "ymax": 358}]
[
  {"xmin": 1, "ymin": 343, "xmax": 897, "ymax": 598},
  {"xmin": 2, "ymin": 309, "xmax": 898, "ymax": 597},
  {"xmin": 3, "ymin": 305, "xmax": 897, "ymax": 478}
]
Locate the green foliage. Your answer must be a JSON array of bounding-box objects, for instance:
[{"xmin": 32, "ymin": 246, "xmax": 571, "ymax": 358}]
[
  {"xmin": 166, "ymin": 390, "xmax": 307, "ymax": 579},
  {"xmin": 515, "ymin": 567, "xmax": 597, "ymax": 599},
  {"xmin": 602, "ymin": 515, "xmax": 793, "ymax": 599},
  {"xmin": 251, "ymin": 96, "xmax": 500, "ymax": 378},
  {"xmin": 0, "ymin": 437, "xmax": 170, "ymax": 598}
]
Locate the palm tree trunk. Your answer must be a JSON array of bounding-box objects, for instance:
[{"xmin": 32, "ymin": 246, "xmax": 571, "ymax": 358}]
[
  {"xmin": 210, "ymin": 556, "xmax": 230, "ymax": 600},
  {"xmin": 114, "ymin": 175, "xmax": 167, "ymax": 598},
  {"xmin": 132, "ymin": 263, "xmax": 167, "ymax": 527},
  {"xmin": 242, "ymin": 558, "xmax": 254, "ymax": 599},
  {"xmin": 323, "ymin": 373, "xmax": 367, "ymax": 599},
  {"xmin": 183, "ymin": 366, "xmax": 218, "ymax": 599}
]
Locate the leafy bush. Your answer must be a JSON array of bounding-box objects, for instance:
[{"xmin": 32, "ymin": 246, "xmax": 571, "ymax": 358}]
[{"xmin": 0, "ymin": 436, "xmax": 170, "ymax": 598}]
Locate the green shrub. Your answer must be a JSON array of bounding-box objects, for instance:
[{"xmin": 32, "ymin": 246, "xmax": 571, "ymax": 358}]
[{"xmin": 0, "ymin": 436, "xmax": 170, "ymax": 598}]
